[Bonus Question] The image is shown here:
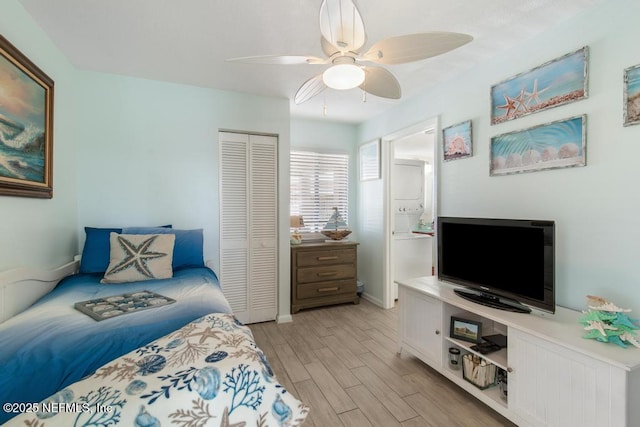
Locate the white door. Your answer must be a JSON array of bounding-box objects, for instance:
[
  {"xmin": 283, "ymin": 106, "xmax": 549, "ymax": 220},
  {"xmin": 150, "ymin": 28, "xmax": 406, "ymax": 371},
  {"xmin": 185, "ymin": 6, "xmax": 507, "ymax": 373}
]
[
  {"xmin": 219, "ymin": 132, "xmax": 277, "ymax": 324},
  {"xmin": 508, "ymin": 328, "xmax": 625, "ymax": 427},
  {"xmin": 398, "ymin": 284, "xmax": 443, "ymax": 366}
]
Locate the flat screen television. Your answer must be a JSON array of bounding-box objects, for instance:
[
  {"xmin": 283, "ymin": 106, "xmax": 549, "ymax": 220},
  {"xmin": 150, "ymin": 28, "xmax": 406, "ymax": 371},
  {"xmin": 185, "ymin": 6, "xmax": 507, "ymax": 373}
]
[{"xmin": 437, "ymin": 217, "xmax": 555, "ymax": 313}]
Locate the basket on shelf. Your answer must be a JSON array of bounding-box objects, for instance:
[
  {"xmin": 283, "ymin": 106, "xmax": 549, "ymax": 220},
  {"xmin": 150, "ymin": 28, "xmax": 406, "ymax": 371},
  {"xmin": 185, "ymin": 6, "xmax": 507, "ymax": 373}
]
[{"xmin": 462, "ymin": 353, "xmax": 497, "ymax": 390}]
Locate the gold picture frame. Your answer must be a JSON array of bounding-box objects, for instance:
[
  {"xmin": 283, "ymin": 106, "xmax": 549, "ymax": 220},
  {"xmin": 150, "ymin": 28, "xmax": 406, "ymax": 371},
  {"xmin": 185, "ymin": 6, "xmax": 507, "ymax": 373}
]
[{"xmin": 0, "ymin": 35, "xmax": 54, "ymax": 198}]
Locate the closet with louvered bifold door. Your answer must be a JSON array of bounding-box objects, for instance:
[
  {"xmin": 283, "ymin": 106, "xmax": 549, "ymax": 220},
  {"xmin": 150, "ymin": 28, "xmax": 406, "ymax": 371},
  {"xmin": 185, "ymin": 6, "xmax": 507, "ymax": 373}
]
[{"xmin": 219, "ymin": 131, "xmax": 278, "ymax": 324}]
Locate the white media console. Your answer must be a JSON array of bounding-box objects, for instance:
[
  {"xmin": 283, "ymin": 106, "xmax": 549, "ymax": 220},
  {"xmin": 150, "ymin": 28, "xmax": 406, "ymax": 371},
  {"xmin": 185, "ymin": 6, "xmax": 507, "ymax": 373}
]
[{"xmin": 397, "ymin": 276, "xmax": 640, "ymax": 427}]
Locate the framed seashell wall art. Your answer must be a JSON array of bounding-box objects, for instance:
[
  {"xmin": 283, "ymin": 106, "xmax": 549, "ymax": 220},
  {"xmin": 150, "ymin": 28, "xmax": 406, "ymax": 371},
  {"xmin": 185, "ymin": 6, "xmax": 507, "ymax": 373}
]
[{"xmin": 490, "ymin": 115, "xmax": 586, "ymax": 176}]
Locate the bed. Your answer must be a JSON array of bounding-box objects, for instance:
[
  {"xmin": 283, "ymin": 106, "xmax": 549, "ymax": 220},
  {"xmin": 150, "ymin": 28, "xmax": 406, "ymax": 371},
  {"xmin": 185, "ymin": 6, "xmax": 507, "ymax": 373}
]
[{"xmin": 0, "ymin": 226, "xmax": 308, "ymax": 426}]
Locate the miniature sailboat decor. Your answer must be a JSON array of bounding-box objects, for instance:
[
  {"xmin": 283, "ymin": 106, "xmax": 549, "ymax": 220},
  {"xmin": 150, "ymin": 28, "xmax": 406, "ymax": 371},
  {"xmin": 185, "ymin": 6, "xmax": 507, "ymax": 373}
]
[{"xmin": 322, "ymin": 207, "xmax": 352, "ymax": 241}]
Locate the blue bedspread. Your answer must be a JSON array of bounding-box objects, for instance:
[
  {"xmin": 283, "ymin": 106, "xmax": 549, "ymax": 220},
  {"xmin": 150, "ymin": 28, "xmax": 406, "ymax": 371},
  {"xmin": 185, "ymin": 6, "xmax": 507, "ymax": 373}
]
[
  {"xmin": 6, "ymin": 313, "xmax": 309, "ymax": 427},
  {"xmin": 0, "ymin": 267, "xmax": 232, "ymax": 424}
]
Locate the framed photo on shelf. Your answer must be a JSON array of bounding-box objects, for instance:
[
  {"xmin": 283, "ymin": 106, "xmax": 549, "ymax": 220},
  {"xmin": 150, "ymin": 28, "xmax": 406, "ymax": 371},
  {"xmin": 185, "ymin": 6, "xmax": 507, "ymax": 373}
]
[{"xmin": 450, "ymin": 316, "xmax": 483, "ymax": 343}]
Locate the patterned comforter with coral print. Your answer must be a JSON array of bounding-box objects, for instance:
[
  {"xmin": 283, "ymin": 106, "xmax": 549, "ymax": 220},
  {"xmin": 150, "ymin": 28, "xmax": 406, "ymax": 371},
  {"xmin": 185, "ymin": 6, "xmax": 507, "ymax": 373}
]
[{"xmin": 6, "ymin": 313, "xmax": 309, "ymax": 427}]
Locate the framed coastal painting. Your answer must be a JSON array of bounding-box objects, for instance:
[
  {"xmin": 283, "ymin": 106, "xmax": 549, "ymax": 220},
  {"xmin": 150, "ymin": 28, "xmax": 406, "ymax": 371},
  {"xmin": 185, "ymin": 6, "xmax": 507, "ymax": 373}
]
[
  {"xmin": 490, "ymin": 115, "xmax": 586, "ymax": 176},
  {"xmin": 624, "ymin": 64, "xmax": 640, "ymax": 126},
  {"xmin": 0, "ymin": 35, "xmax": 54, "ymax": 198},
  {"xmin": 359, "ymin": 139, "xmax": 380, "ymax": 181},
  {"xmin": 490, "ymin": 47, "xmax": 588, "ymax": 125},
  {"xmin": 442, "ymin": 120, "xmax": 472, "ymax": 161}
]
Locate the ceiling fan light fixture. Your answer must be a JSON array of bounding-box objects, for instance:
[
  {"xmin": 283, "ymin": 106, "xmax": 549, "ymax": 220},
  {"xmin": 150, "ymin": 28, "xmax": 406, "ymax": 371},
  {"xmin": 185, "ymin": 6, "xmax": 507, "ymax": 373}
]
[{"xmin": 322, "ymin": 64, "xmax": 365, "ymax": 90}]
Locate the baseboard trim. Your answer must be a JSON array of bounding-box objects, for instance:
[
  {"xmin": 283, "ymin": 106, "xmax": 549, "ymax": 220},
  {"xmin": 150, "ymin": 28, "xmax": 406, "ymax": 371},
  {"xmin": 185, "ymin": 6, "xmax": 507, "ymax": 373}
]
[
  {"xmin": 276, "ymin": 314, "xmax": 293, "ymax": 324},
  {"xmin": 361, "ymin": 292, "xmax": 384, "ymax": 308}
]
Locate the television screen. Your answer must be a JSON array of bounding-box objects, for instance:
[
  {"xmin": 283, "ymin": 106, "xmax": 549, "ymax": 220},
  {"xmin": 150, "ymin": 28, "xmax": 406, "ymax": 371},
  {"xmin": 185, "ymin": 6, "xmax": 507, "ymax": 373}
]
[{"xmin": 438, "ymin": 217, "xmax": 555, "ymax": 313}]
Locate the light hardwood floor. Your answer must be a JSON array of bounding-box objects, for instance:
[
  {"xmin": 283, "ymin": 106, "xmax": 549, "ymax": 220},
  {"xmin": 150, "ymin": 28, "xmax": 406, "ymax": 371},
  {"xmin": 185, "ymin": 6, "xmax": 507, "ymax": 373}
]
[{"xmin": 248, "ymin": 299, "xmax": 517, "ymax": 427}]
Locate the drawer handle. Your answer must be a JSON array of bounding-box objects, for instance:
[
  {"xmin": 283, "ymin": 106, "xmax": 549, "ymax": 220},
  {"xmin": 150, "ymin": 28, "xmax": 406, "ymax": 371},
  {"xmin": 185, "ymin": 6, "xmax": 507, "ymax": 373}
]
[
  {"xmin": 317, "ymin": 272, "xmax": 338, "ymax": 277},
  {"xmin": 317, "ymin": 256, "xmax": 339, "ymax": 261},
  {"xmin": 318, "ymin": 287, "xmax": 339, "ymax": 293}
]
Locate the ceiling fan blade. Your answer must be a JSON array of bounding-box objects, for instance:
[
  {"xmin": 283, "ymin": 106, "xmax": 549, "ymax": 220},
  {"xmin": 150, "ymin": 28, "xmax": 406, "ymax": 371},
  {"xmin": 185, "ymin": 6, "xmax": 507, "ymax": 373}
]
[
  {"xmin": 226, "ymin": 54, "xmax": 326, "ymax": 65},
  {"xmin": 361, "ymin": 32, "xmax": 473, "ymax": 65},
  {"xmin": 319, "ymin": 0, "xmax": 366, "ymax": 53},
  {"xmin": 294, "ymin": 74, "xmax": 327, "ymax": 105},
  {"xmin": 321, "ymin": 36, "xmax": 340, "ymax": 57},
  {"xmin": 360, "ymin": 67, "xmax": 401, "ymax": 99}
]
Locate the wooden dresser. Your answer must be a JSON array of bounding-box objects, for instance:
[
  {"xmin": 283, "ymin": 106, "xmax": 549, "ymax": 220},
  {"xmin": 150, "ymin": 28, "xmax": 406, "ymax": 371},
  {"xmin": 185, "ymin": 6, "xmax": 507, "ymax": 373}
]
[{"xmin": 290, "ymin": 242, "xmax": 359, "ymax": 313}]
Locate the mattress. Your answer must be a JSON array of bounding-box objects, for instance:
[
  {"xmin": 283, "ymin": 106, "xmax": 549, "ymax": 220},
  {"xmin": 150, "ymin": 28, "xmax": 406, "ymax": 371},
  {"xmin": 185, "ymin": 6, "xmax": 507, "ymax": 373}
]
[{"xmin": 0, "ymin": 267, "xmax": 231, "ymax": 424}]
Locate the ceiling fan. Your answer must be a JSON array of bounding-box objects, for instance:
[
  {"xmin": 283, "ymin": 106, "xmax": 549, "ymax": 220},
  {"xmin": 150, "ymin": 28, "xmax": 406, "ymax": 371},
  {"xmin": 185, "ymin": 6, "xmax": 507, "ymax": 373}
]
[{"xmin": 227, "ymin": 0, "xmax": 473, "ymax": 105}]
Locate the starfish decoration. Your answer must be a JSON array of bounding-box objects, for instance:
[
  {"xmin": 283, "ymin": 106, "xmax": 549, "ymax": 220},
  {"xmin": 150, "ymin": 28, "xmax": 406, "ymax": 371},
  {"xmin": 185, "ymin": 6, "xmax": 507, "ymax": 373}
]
[
  {"xmin": 524, "ymin": 79, "xmax": 550, "ymax": 106},
  {"xmin": 580, "ymin": 295, "xmax": 640, "ymax": 348},
  {"xmin": 588, "ymin": 302, "xmax": 632, "ymax": 313},
  {"xmin": 578, "ymin": 310, "xmax": 617, "ymax": 323},
  {"xmin": 189, "ymin": 326, "xmax": 224, "ymax": 344},
  {"xmin": 583, "ymin": 320, "xmax": 616, "ymax": 337},
  {"xmin": 583, "ymin": 329, "xmax": 606, "ymax": 340},
  {"xmin": 620, "ymin": 332, "xmax": 640, "ymax": 349},
  {"xmin": 496, "ymin": 93, "xmax": 519, "ymax": 118},
  {"xmin": 514, "ymin": 88, "xmax": 530, "ymax": 114},
  {"xmin": 105, "ymin": 235, "xmax": 168, "ymax": 278},
  {"xmin": 614, "ymin": 313, "xmax": 640, "ymax": 329},
  {"xmin": 608, "ymin": 335, "xmax": 629, "ymax": 348},
  {"xmin": 219, "ymin": 406, "xmax": 246, "ymax": 427}
]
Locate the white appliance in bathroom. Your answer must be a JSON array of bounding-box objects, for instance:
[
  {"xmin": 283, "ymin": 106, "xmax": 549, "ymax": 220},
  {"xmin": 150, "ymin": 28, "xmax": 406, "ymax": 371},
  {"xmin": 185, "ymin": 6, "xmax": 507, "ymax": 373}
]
[{"xmin": 392, "ymin": 159, "xmax": 433, "ymax": 299}]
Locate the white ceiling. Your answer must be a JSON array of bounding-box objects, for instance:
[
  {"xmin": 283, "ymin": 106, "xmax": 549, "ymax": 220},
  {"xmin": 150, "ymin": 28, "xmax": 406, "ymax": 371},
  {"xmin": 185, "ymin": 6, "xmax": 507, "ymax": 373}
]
[{"xmin": 19, "ymin": 0, "xmax": 602, "ymax": 124}]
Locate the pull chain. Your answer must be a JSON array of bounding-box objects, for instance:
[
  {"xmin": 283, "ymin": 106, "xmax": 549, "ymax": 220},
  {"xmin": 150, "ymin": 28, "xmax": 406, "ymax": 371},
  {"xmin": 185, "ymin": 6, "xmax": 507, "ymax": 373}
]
[{"xmin": 362, "ymin": 68, "xmax": 367, "ymax": 103}]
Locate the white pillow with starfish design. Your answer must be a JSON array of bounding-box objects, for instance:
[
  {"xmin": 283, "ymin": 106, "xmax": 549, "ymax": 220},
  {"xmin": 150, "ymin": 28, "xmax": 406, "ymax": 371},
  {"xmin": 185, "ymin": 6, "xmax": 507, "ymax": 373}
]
[{"xmin": 101, "ymin": 233, "xmax": 175, "ymax": 283}]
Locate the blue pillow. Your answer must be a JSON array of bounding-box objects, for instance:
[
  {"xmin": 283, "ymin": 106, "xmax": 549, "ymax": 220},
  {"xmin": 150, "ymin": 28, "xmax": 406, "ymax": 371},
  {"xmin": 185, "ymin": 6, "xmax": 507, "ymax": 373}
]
[
  {"xmin": 79, "ymin": 225, "xmax": 172, "ymax": 274},
  {"xmin": 122, "ymin": 227, "xmax": 205, "ymax": 270}
]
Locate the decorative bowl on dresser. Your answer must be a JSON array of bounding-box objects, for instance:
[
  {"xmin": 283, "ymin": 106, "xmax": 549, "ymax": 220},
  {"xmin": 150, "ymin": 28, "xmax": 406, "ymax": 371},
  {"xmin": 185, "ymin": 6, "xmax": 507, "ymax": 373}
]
[{"xmin": 290, "ymin": 242, "xmax": 359, "ymax": 313}]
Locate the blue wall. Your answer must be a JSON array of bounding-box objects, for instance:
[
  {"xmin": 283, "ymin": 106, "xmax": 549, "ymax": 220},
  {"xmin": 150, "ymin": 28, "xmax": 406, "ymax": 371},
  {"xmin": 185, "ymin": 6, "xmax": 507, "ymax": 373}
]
[
  {"xmin": 1, "ymin": 0, "xmax": 293, "ymax": 318},
  {"xmin": 0, "ymin": 0, "xmax": 79, "ymax": 270},
  {"xmin": 357, "ymin": 0, "xmax": 640, "ymax": 312}
]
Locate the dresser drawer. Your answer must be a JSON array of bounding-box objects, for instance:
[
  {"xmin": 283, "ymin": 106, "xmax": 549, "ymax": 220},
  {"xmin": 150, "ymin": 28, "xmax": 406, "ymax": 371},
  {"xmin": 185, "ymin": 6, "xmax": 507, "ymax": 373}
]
[
  {"xmin": 291, "ymin": 242, "xmax": 359, "ymax": 313},
  {"xmin": 297, "ymin": 264, "xmax": 355, "ymax": 284},
  {"xmin": 296, "ymin": 248, "xmax": 356, "ymax": 267},
  {"xmin": 297, "ymin": 279, "xmax": 357, "ymax": 300}
]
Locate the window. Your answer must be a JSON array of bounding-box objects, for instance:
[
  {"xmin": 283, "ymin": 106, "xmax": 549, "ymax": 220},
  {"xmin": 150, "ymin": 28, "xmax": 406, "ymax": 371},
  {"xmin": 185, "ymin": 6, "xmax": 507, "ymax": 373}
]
[{"xmin": 290, "ymin": 150, "xmax": 349, "ymax": 232}]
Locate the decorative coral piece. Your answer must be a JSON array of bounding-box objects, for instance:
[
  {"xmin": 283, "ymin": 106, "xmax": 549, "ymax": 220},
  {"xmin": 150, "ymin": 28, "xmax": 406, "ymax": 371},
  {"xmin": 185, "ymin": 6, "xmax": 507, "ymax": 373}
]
[{"xmin": 579, "ymin": 295, "xmax": 640, "ymax": 349}]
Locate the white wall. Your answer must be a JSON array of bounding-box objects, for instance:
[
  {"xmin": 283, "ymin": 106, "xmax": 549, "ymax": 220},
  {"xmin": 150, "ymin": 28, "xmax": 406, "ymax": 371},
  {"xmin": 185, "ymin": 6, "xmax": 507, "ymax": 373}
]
[
  {"xmin": 357, "ymin": 0, "xmax": 640, "ymax": 312},
  {"xmin": 0, "ymin": 0, "xmax": 79, "ymax": 270}
]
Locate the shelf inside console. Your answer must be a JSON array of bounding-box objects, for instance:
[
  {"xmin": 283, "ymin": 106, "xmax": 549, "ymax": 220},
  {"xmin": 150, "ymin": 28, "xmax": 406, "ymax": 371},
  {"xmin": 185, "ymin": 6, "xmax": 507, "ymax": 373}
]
[{"xmin": 445, "ymin": 336, "xmax": 508, "ymax": 371}]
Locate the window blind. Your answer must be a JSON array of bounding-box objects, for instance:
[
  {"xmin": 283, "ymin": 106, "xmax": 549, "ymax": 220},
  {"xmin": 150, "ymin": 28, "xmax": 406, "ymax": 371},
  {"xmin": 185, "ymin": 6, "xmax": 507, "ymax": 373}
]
[{"xmin": 290, "ymin": 150, "xmax": 349, "ymax": 232}]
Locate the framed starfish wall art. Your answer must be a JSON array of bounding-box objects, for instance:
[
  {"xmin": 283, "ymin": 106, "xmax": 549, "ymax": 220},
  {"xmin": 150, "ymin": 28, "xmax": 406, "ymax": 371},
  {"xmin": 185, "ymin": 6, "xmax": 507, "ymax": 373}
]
[
  {"xmin": 623, "ymin": 63, "xmax": 640, "ymax": 126},
  {"xmin": 490, "ymin": 47, "xmax": 588, "ymax": 125},
  {"xmin": 0, "ymin": 35, "xmax": 54, "ymax": 198},
  {"xmin": 442, "ymin": 120, "xmax": 472, "ymax": 161}
]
